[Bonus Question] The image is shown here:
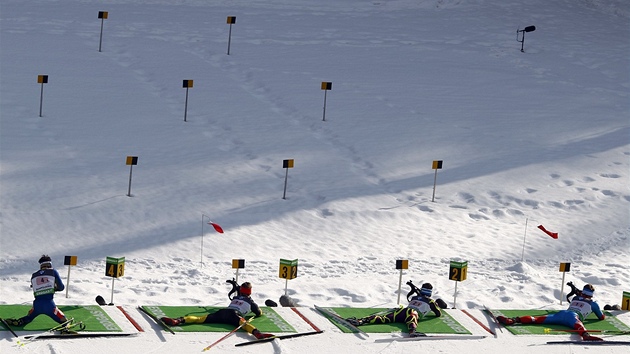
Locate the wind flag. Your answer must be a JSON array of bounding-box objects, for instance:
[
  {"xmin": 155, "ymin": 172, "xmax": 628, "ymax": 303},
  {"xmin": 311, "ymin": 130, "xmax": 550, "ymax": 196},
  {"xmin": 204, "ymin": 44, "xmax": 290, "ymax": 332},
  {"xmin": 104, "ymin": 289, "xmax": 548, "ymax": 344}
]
[
  {"xmin": 538, "ymin": 225, "xmax": 558, "ymax": 239},
  {"xmin": 208, "ymin": 222, "xmax": 224, "ymax": 234}
]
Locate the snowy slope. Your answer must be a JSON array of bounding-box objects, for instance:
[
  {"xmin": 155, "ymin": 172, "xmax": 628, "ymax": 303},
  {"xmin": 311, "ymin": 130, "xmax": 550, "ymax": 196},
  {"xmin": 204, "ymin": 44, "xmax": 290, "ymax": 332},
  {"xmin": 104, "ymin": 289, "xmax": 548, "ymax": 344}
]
[{"xmin": 1, "ymin": 0, "xmax": 628, "ymax": 353}]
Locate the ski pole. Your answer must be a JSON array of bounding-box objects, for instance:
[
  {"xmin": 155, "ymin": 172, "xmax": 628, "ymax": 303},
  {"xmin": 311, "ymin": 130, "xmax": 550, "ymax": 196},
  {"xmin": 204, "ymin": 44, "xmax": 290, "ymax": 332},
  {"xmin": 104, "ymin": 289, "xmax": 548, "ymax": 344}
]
[{"xmin": 202, "ymin": 317, "xmax": 254, "ymax": 351}]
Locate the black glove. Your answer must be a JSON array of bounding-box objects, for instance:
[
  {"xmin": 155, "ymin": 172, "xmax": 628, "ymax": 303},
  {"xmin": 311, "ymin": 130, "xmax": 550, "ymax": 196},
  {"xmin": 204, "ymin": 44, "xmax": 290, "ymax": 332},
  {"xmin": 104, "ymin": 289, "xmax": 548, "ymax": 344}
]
[
  {"xmin": 265, "ymin": 299, "xmax": 278, "ymax": 307},
  {"xmin": 435, "ymin": 298, "xmax": 448, "ymax": 309}
]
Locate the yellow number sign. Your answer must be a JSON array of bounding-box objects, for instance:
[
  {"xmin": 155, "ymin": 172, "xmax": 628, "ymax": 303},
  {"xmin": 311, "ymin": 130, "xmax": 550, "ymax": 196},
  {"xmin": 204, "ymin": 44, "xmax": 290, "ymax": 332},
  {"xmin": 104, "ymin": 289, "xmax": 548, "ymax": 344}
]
[
  {"xmin": 279, "ymin": 259, "xmax": 298, "ymax": 280},
  {"xmin": 623, "ymin": 291, "xmax": 630, "ymax": 311},
  {"xmin": 449, "ymin": 260, "xmax": 467, "ymax": 281},
  {"xmin": 105, "ymin": 257, "xmax": 125, "ymax": 278}
]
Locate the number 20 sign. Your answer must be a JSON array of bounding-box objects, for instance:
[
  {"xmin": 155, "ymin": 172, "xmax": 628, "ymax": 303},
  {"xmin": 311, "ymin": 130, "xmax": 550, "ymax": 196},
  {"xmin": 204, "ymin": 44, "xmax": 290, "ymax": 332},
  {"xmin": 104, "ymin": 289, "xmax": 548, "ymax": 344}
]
[{"xmin": 449, "ymin": 260, "xmax": 467, "ymax": 282}]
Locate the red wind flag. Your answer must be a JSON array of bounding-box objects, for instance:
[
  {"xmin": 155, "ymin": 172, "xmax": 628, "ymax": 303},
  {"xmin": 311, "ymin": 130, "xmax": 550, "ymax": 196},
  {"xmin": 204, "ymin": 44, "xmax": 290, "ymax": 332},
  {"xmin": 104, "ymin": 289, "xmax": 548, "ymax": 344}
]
[
  {"xmin": 537, "ymin": 225, "xmax": 558, "ymax": 239},
  {"xmin": 208, "ymin": 222, "xmax": 224, "ymax": 234}
]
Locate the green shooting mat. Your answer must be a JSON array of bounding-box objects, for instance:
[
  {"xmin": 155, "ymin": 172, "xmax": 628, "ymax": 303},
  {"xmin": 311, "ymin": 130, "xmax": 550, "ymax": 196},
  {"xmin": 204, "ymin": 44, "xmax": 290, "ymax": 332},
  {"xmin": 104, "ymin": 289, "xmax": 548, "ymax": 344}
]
[
  {"xmin": 140, "ymin": 305, "xmax": 295, "ymax": 333},
  {"xmin": 319, "ymin": 307, "xmax": 471, "ymax": 334},
  {"xmin": 487, "ymin": 309, "xmax": 630, "ymax": 335},
  {"xmin": 0, "ymin": 304, "xmax": 121, "ymax": 332}
]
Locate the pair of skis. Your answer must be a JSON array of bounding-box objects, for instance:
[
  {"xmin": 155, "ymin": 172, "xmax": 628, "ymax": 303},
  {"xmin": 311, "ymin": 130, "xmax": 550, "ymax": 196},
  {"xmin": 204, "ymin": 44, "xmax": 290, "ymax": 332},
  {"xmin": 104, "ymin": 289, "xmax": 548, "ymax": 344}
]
[
  {"xmin": 4, "ymin": 317, "xmax": 83, "ymax": 345},
  {"xmin": 547, "ymin": 340, "xmax": 630, "ymax": 346},
  {"xmin": 314, "ymin": 305, "xmax": 369, "ymax": 337},
  {"xmin": 234, "ymin": 330, "xmax": 324, "ymax": 347},
  {"xmin": 233, "ymin": 306, "xmax": 324, "ymax": 347},
  {"xmin": 374, "ymin": 334, "xmax": 487, "ymax": 342}
]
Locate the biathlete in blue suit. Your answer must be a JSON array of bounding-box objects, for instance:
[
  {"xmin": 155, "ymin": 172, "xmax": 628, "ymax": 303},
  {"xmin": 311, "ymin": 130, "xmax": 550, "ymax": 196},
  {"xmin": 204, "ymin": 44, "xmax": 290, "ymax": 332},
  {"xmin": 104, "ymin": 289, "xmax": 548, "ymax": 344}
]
[
  {"xmin": 6, "ymin": 255, "xmax": 68, "ymax": 327},
  {"xmin": 497, "ymin": 283, "xmax": 605, "ymax": 341}
]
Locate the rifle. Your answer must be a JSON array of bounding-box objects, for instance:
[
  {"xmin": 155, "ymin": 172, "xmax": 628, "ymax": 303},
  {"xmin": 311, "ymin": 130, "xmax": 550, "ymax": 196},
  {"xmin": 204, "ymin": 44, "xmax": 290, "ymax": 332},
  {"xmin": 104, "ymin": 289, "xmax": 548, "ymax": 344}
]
[
  {"xmin": 226, "ymin": 278, "xmax": 240, "ymax": 300},
  {"xmin": 566, "ymin": 281, "xmax": 582, "ymax": 302}
]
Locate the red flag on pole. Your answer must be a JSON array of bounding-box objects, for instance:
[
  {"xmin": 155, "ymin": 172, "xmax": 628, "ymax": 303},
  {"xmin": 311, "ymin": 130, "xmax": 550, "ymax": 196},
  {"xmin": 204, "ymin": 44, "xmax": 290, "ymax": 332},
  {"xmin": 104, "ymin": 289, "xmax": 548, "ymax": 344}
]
[
  {"xmin": 208, "ymin": 222, "xmax": 224, "ymax": 234},
  {"xmin": 537, "ymin": 225, "xmax": 558, "ymax": 239}
]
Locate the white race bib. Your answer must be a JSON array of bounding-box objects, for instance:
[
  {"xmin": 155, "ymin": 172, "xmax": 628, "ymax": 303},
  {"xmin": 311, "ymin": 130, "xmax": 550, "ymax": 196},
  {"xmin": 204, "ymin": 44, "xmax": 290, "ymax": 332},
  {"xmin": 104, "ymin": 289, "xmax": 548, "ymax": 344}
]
[
  {"xmin": 408, "ymin": 299, "xmax": 431, "ymax": 318},
  {"xmin": 32, "ymin": 274, "xmax": 56, "ymax": 296},
  {"xmin": 568, "ymin": 299, "xmax": 592, "ymax": 320},
  {"xmin": 228, "ymin": 299, "xmax": 252, "ymax": 315}
]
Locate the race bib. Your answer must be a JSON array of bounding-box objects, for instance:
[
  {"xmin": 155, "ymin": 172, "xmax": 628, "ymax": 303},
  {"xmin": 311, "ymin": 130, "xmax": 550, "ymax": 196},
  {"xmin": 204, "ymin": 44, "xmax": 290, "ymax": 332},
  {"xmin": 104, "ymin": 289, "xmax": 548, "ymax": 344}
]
[
  {"xmin": 568, "ymin": 299, "xmax": 593, "ymax": 320},
  {"xmin": 228, "ymin": 299, "xmax": 252, "ymax": 315},
  {"xmin": 32, "ymin": 274, "xmax": 56, "ymax": 296},
  {"xmin": 408, "ymin": 299, "xmax": 431, "ymax": 317}
]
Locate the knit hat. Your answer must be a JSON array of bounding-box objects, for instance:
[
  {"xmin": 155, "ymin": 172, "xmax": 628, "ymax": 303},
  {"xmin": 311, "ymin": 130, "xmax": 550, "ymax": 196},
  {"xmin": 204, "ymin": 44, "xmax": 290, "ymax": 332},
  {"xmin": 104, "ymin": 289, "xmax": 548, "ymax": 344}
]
[
  {"xmin": 582, "ymin": 284, "xmax": 595, "ymax": 297},
  {"xmin": 239, "ymin": 282, "xmax": 252, "ymax": 296},
  {"xmin": 38, "ymin": 255, "xmax": 52, "ymax": 268},
  {"xmin": 419, "ymin": 283, "xmax": 433, "ymax": 297}
]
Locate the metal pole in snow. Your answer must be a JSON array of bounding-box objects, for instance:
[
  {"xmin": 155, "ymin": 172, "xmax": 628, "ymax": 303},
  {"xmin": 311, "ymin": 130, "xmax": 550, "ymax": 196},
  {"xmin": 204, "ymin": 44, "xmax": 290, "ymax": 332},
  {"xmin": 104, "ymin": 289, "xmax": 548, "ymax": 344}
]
[
  {"xmin": 453, "ymin": 281, "xmax": 459, "ymax": 309},
  {"xmin": 396, "ymin": 269, "xmax": 403, "ymax": 305},
  {"xmin": 110, "ymin": 277, "xmax": 115, "ymax": 304},
  {"xmin": 65, "ymin": 265, "xmax": 71, "ymax": 298},
  {"xmin": 127, "ymin": 165, "xmax": 133, "ymax": 197},
  {"xmin": 322, "ymin": 90, "xmax": 328, "ymax": 121},
  {"xmin": 184, "ymin": 87, "xmax": 189, "ymax": 122},
  {"xmin": 431, "ymin": 169, "xmax": 438, "ymax": 202},
  {"xmin": 39, "ymin": 83, "xmax": 45, "ymax": 117},
  {"xmin": 282, "ymin": 168, "xmax": 289, "ymax": 199},
  {"xmin": 99, "ymin": 18, "xmax": 105, "ymax": 52}
]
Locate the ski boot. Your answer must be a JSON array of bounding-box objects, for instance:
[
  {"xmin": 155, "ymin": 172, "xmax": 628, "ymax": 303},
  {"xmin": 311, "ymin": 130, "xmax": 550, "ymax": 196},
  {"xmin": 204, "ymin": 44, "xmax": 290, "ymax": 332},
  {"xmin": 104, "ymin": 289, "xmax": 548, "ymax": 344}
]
[
  {"xmin": 5, "ymin": 318, "xmax": 24, "ymax": 327},
  {"xmin": 161, "ymin": 317, "xmax": 184, "ymax": 326},
  {"xmin": 253, "ymin": 329, "xmax": 274, "ymax": 339},
  {"xmin": 345, "ymin": 317, "xmax": 365, "ymax": 326},
  {"xmin": 409, "ymin": 329, "xmax": 426, "ymax": 337},
  {"xmin": 59, "ymin": 319, "xmax": 84, "ymax": 334},
  {"xmin": 582, "ymin": 332, "xmax": 603, "ymax": 341},
  {"xmin": 496, "ymin": 316, "xmax": 519, "ymax": 325}
]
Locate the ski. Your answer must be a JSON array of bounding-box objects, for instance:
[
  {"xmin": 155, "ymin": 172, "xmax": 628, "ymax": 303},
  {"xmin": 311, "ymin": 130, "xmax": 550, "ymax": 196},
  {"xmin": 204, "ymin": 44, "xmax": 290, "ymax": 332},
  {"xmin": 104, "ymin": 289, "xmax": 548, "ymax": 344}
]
[
  {"xmin": 461, "ymin": 309, "xmax": 495, "ymax": 336},
  {"xmin": 23, "ymin": 332, "xmax": 138, "ymax": 339},
  {"xmin": 137, "ymin": 306, "xmax": 175, "ymax": 335},
  {"xmin": 375, "ymin": 334, "xmax": 487, "ymax": 342},
  {"xmin": 482, "ymin": 306, "xmax": 504, "ymax": 333},
  {"xmin": 96, "ymin": 295, "xmax": 108, "ymax": 306},
  {"xmin": 547, "ymin": 340, "xmax": 630, "ymax": 345},
  {"xmin": 0, "ymin": 317, "xmax": 18, "ymax": 338},
  {"xmin": 16, "ymin": 318, "xmax": 77, "ymax": 345},
  {"xmin": 314, "ymin": 305, "xmax": 368, "ymax": 337},
  {"xmin": 234, "ymin": 330, "xmax": 324, "ymax": 347},
  {"xmin": 292, "ymin": 307, "xmax": 321, "ymax": 332}
]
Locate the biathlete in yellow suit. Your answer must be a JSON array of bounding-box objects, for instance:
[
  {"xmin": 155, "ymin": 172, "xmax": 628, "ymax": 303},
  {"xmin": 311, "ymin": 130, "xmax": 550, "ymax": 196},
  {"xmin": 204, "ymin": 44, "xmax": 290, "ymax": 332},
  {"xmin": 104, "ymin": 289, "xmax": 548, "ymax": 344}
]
[
  {"xmin": 161, "ymin": 281, "xmax": 274, "ymax": 340},
  {"xmin": 345, "ymin": 281, "xmax": 447, "ymax": 337}
]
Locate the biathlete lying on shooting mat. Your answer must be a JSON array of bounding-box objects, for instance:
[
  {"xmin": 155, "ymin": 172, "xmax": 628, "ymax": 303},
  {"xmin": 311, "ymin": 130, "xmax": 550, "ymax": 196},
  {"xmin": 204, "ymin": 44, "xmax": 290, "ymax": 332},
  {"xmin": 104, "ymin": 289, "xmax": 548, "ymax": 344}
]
[
  {"xmin": 161, "ymin": 280, "xmax": 274, "ymax": 340},
  {"xmin": 497, "ymin": 283, "xmax": 605, "ymax": 341},
  {"xmin": 344, "ymin": 281, "xmax": 448, "ymax": 337}
]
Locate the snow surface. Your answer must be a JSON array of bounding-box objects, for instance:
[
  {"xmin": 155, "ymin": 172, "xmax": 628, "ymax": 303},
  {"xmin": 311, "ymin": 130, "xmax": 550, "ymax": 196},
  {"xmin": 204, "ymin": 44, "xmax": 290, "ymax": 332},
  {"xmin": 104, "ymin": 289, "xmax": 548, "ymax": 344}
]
[{"xmin": 1, "ymin": 0, "xmax": 629, "ymax": 353}]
